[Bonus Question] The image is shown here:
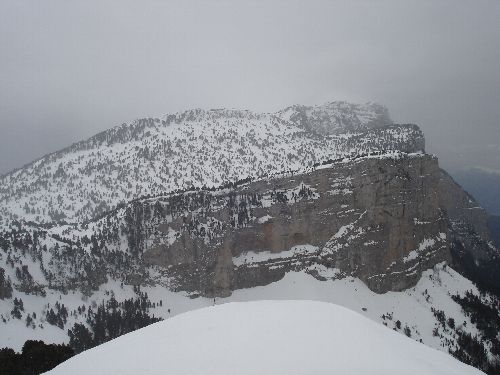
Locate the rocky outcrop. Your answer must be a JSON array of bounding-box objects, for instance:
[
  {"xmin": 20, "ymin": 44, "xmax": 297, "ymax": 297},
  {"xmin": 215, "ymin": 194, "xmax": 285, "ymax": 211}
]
[
  {"xmin": 439, "ymin": 170, "xmax": 491, "ymax": 240},
  {"xmin": 140, "ymin": 153, "xmax": 449, "ymax": 296},
  {"xmin": 439, "ymin": 170, "xmax": 500, "ymax": 293}
]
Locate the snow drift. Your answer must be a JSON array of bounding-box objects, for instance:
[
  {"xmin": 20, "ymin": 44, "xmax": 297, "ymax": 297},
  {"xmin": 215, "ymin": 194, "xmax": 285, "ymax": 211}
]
[{"xmin": 46, "ymin": 300, "xmax": 482, "ymax": 375}]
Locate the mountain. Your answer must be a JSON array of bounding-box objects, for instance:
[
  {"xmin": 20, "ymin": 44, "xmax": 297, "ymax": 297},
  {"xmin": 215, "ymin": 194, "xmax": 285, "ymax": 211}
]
[
  {"xmin": 0, "ymin": 101, "xmax": 499, "ymax": 374},
  {"xmin": 452, "ymin": 166, "xmax": 500, "ymax": 254},
  {"xmin": 0, "ymin": 101, "xmax": 413, "ymax": 224},
  {"xmin": 277, "ymin": 100, "xmax": 393, "ymax": 133},
  {"xmin": 489, "ymin": 215, "xmax": 500, "ymax": 248},
  {"xmin": 46, "ymin": 300, "xmax": 483, "ymax": 375}
]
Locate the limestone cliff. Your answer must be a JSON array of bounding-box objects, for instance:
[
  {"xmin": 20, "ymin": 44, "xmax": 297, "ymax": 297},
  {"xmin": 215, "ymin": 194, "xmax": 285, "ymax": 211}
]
[
  {"xmin": 138, "ymin": 153, "xmax": 449, "ymax": 296},
  {"xmin": 439, "ymin": 170, "xmax": 500, "ymax": 293},
  {"xmin": 3, "ymin": 150, "xmax": 497, "ymax": 299}
]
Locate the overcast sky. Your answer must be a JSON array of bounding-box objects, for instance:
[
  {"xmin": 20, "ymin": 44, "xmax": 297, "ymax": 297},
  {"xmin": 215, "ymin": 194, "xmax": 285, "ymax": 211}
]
[{"xmin": 0, "ymin": 0, "xmax": 499, "ymax": 175}]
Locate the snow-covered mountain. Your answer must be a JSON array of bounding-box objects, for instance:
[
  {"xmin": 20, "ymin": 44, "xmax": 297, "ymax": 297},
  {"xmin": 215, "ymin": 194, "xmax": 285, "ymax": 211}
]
[
  {"xmin": 0, "ymin": 101, "xmax": 499, "ymax": 374},
  {"xmin": 277, "ymin": 100, "xmax": 392, "ymax": 133},
  {"xmin": 46, "ymin": 300, "xmax": 482, "ymax": 375},
  {"xmin": 0, "ymin": 101, "xmax": 415, "ymax": 224}
]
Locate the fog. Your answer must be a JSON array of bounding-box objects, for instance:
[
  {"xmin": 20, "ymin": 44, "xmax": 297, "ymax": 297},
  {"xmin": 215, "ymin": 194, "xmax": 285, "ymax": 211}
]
[{"xmin": 1, "ymin": 0, "xmax": 499, "ymax": 174}]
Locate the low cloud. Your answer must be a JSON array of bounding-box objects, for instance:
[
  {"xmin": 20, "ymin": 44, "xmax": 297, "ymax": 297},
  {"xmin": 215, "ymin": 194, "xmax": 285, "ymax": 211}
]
[{"xmin": 0, "ymin": 0, "xmax": 499, "ymax": 174}]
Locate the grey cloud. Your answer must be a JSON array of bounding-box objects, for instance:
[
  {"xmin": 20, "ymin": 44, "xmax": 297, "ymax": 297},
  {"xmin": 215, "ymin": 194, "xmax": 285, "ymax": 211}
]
[{"xmin": 0, "ymin": 0, "xmax": 499, "ymax": 174}]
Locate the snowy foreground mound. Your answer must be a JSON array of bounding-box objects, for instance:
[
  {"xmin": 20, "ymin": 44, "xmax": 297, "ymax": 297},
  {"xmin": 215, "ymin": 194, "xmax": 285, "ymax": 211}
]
[{"xmin": 47, "ymin": 300, "xmax": 482, "ymax": 375}]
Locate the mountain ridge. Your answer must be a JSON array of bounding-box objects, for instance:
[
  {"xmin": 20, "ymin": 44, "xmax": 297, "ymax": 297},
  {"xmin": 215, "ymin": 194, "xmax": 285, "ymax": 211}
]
[
  {"xmin": 0, "ymin": 101, "xmax": 416, "ymax": 225},
  {"xmin": 1, "ymin": 100, "xmax": 499, "ymax": 374},
  {"xmin": 0, "ymin": 101, "xmax": 391, "ymax": 179}
]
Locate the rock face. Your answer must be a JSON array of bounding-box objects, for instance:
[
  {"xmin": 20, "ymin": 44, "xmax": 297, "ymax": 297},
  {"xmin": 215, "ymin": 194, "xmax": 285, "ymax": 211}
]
[
  {"xmin": 439, "ymin": 170, "xmax": 500, "ymax": 293},
  {"xmin": 6, "ymin": 149, "xmax": 494, "ymax": 299},
  {"xmin": 439, "ymin": 170, "xmax": 491, "ymax": 241},
  {"xmin": 139, "ymin": 153, "xmax": 448, "ymax": 296}
]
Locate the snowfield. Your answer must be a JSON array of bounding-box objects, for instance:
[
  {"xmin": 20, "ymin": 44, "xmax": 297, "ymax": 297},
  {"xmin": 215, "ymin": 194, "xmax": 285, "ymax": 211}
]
[
  {"xmin": 46, "ymin": 300, "xmax": 482, "ymax": 375},
  {"xmin": 0, "ymin": 263, "xmax": 487, "ymax": 360}
]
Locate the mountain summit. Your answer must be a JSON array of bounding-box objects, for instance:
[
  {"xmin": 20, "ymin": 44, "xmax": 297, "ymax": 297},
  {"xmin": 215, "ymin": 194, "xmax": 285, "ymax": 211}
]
[{"xmin": 277, "ymin": 101, "xmax": 392, "ymax": 134}]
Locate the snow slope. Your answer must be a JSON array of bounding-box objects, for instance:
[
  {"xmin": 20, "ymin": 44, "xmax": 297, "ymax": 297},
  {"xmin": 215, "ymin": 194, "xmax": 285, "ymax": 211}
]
[
  {"xmin": 0, "ymin": 102, "xmax": 420, "ymax": 224},
  {"xmin": 0, "ymin": 263, "xmax": 488, "ymax": 362},
  {"xmin": 46, "ymin": 300, "xmax": 482, "ymax": 375}
]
